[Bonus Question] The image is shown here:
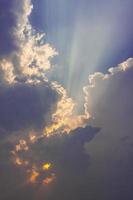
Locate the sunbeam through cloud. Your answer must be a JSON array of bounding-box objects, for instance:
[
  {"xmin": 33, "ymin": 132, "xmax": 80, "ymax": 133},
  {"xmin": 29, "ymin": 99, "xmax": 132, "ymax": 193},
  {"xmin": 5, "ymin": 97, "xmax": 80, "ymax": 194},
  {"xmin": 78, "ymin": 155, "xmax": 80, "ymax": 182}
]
[{"xmin": 0, "ymin": 0, "xmax": 133, "ymax": 200}]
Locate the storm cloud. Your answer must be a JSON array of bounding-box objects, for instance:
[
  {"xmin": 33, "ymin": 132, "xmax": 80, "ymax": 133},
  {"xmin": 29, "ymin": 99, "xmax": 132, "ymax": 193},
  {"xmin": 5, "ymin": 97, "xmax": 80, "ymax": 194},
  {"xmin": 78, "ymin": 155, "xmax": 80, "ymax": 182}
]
[{"xmin": 0, "ymin": 126, "xmax": 99, "ymax": 200}]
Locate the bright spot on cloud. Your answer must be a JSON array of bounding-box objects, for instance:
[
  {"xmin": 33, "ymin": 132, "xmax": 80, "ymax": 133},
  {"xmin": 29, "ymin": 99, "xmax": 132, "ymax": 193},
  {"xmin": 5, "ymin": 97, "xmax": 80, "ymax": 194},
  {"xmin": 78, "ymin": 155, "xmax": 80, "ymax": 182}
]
[
  {"xmin": 29, "ymin": 168, "xmax": 40, "ymax": 184},
  {"xmin": 29, "ymin": 134, "xmax": 37, "ymax": 143},
  {"xmin": 15, "ymin": 157, "xmax": 23, "ymax": 166},
  {"xmin": 15, "ymin": 139, "xmax": 29, "ymax": 152},
  {"xmin": 42, "ymin": 163, "xmax": 52, "ymax": 171}
]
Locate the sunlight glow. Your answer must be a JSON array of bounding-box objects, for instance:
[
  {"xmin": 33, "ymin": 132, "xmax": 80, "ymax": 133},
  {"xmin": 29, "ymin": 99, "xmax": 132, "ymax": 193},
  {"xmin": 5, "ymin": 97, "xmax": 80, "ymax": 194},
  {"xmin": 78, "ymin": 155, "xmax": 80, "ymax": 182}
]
[
  {"xmin": 29, "ymin": 168, "xmax": 40, "ymax": 183},
  {"xmin": 42, "ymin": 163, "xmax": 52, "ymax": 171}
]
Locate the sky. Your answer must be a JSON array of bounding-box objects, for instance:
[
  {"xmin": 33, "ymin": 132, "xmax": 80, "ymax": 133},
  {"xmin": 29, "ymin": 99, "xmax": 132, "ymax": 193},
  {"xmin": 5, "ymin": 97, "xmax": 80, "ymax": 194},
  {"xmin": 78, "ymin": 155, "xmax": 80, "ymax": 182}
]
[
  {"xmin": 0, "ymin": 0, "xmax": 133, "ymax": 200},
  {"xmin": 31, "ymin": 0, "xmax": 133, "ymax": 98}
]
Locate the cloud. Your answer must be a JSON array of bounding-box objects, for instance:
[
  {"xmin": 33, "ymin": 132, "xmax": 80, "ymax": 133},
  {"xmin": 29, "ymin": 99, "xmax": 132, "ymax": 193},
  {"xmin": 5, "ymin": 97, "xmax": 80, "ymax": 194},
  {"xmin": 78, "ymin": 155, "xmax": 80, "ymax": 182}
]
[
  {"xmin": 0, "ymin": 0, "xmax": 32, "ymax": 56},
  {"xmin": 0, "ymin": 83, "xmax": 58, "ymax": 133},
  {"xmin": 84, "ymin": 58, "xmax": 133, "ymax": 199},
  {"xmin": 0, "ymin": 126, "xmax": 99, "ymax": 200},
  {"xmin": 84, "ymin": 57, "xmax": 133, "ymax": 140},
  {"xmin": 0, "ymin": 0, "xmax": 59, "ymax": 136},
  {"xmin": 0, "ymin": 0, "xmax": 57, "ymax": 84}
]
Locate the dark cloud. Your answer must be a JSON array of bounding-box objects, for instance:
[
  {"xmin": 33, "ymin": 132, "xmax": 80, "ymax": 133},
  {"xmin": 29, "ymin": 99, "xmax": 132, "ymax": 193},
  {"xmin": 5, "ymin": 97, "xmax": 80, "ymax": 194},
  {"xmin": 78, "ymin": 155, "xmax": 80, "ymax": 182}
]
[
  {"xmin": 84, "ymin": 58, "xmax": 133, "ymax": 199},
  {"xmin": 0, "ymin": 83, "xmax": 58, "ymax": 134},
  {"xmin": 0, "ymin": 126, "xmax": 99, "ymax": 200}
]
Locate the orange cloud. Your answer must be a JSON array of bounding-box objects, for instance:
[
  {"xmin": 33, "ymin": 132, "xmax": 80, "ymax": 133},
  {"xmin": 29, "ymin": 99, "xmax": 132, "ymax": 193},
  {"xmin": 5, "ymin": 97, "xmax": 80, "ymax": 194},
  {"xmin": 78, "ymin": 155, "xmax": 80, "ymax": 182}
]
[{"xmin": 42, "ymin": 174, "xmax": 56, "ymax": 185}]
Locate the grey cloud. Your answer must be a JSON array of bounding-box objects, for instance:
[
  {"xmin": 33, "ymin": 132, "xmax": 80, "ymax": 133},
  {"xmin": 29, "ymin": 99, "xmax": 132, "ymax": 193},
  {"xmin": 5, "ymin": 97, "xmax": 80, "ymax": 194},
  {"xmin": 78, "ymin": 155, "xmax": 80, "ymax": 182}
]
[
  {"xmin": 0, "ymin": 126, "xmax": 99, "ymax": 200},
  {"xmin": 0, "ymin": 83, "xmax": 58, "ymax": 134},
  {"xmin": 84, "ymin": 58, "xmax": 133, "ymax": 199}
]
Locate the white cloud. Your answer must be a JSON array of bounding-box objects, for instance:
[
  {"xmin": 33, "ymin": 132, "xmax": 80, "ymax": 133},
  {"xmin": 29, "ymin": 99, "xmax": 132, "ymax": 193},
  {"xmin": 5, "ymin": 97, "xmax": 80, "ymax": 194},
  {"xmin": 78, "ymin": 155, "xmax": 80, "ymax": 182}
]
[{"xmin": 0, "ymin": 0, "xmax": 57, "ymax": 84}]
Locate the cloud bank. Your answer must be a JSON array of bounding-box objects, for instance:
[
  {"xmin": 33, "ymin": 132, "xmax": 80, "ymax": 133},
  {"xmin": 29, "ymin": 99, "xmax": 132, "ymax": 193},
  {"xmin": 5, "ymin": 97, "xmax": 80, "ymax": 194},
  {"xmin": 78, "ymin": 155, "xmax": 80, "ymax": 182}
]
[{"xmin": 84, "ymin": 58, "xmax": 133, "ymax": 199}]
